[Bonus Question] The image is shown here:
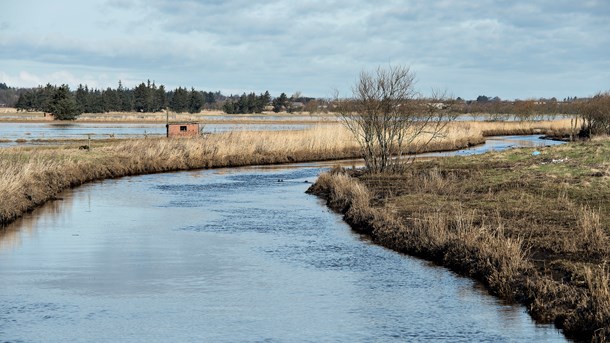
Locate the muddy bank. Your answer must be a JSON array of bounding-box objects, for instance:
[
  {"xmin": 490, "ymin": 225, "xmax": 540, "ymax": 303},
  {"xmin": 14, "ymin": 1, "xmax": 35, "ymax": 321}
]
[{"xmin": 307, "ymin": 141, "xmax": 610, "ymax": 342}]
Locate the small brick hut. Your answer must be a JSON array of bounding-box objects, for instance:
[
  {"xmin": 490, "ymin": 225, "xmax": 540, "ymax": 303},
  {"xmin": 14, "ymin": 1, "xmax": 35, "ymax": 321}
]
[{"xmin": 166, "ymin": 123, "xmax": 200, "ymax": 138}]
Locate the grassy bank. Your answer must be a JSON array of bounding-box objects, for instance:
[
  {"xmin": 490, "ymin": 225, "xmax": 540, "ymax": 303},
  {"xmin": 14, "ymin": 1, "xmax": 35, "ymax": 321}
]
[
  {"xmin": 0, "ymin": 120, "xmax": 571, "ymax": 227},
  {"xmin": 308, "ymin": 138, "xmax": 610, "ymax": 341},
  {"xmin": 0, "ymin": 126, "xmax": 351, "ymax": 226}
]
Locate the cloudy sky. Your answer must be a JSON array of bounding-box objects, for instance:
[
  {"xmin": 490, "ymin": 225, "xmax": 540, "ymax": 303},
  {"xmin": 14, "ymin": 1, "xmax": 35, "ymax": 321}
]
[{"xmin": 1, "ymin": 0, "xmax": 608, "ymax": 100}]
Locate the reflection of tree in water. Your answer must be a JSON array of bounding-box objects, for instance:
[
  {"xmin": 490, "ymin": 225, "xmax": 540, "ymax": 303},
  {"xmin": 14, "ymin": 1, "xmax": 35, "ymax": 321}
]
[{"xmin": 0, "ymin": 194, "xmax": 73, "ymax": 251}]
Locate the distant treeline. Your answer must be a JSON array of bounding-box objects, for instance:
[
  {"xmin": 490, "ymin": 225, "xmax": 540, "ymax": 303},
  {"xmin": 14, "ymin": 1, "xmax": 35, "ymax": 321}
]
[
  {"xmin": 451, "ymin": 95, "xmax": 583, "ymax": 120},
  {"xmin": 13, "ymin": 81, "xmax": 223, "ymax": 114},
  {"xmin": 5, "ymin": 81, "xmax": 323, "ymax": 115},
  {"xmin": 0, "ymin": 81, "xmax": 595, "ymax": 119}
]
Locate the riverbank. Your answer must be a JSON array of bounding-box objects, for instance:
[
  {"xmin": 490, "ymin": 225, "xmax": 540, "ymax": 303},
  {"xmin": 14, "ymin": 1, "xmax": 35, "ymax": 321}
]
[
  {"xmin": 307, "ymin": 138, "xmax": 610, "ymax": 341},
  {"xmin": 1, "ymin": 123, "xmax": 488, "ymax": 227},
  {"xmin": 0, "ymin": 119, "xmax": 571, "ymax": 227}
]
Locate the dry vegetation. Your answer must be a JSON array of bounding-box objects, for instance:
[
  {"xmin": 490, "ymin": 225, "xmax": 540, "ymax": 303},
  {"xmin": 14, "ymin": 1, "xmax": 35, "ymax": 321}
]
[
  {"xmin": 0, "ymin": 125, "xmax": 355, "ymax": 226},
  {"xmin": 308, "ymin": 137, "xmax": 610, "ymax": 341},
  {"xmin": 0, "ymin": 119, "xmax": 572, "ymax": 228}
]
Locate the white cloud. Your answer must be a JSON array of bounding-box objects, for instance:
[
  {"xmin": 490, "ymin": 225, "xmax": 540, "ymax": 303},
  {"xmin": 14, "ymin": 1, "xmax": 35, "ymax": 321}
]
[{"xmin": 0, "ymin": 0, "xmax": 608, "ymax": 99}]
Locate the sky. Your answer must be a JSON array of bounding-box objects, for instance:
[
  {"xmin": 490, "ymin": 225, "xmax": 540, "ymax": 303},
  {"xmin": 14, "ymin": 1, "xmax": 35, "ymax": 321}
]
[{"xmin": 1, "ymin": 0, "xmax": 608, "ymax": 100}]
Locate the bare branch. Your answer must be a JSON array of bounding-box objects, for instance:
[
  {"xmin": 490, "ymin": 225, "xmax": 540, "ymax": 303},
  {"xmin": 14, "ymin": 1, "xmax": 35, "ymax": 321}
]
[{"xmin": 336, "ymin": 65, "xmax": 456, "ymax": 173}]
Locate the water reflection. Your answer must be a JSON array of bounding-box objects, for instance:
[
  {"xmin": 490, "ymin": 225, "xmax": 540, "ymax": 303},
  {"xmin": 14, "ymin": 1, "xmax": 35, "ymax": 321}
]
[
  {"xmin": 0, "ymin": 195, "xmax": 74, "ymax": 252},
  {"xmin": 0, "ymin": 137, "xmax": 569, "ymax": 342},
  {"xmin": 0, "ymin": 168, "xmax": 567, "ymax": 342}
]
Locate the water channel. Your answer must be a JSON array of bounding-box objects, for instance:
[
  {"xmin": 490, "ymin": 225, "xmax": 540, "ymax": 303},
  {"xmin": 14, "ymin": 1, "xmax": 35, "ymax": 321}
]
[
  {"xmin": 0, "ymin": 137, "xmax": 568, "ymax": 342},
  {"xmin": 0, "ymin": 123, "xmax": 311, "ymax": 147}
]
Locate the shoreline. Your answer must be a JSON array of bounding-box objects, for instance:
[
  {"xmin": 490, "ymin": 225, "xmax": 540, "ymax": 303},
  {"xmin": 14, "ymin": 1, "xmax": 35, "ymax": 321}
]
[{"xmin": 306, "ymin": 140, "xmax": 610, "ymax": 342}]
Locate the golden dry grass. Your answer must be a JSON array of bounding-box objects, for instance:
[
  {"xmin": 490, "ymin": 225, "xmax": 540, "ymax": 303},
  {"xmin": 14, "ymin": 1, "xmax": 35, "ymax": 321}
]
[
  {"xmin": 0, "ymin": 125, "xmax": 358, "ymax": 225},
  {"xmin": 309, "ymin": 139, "xmax": 610, "ymax": 341},
  {"xmin": 0, "ymin": 119, "xmax": 572, "ymax": 227}
]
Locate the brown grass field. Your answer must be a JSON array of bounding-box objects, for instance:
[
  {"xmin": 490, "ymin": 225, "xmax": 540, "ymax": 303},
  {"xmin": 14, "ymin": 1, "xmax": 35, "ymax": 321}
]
[
  {"xmin": 308, "ymin": 137, "xmax": 610, "ymax": 342},
  {"xmin": 0, "ymin": 119, "xmax": 571, "ymax": 227}
]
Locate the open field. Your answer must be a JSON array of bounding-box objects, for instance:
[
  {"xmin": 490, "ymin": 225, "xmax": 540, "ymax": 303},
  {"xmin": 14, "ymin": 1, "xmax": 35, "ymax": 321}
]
[{"xmin": 308, "ymin": 137, "xmax": 610, "ymax": 341}]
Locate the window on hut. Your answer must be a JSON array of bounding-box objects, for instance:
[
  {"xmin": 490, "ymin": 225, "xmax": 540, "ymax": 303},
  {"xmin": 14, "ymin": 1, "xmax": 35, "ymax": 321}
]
[{"xmin": 180, "ymin": 125, "xmax": 187, "ymax": 132}]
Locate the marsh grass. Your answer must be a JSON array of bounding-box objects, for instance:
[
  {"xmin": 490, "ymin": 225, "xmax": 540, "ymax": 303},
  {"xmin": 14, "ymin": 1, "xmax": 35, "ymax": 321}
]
[
  {"xmin": 0, "ymin": 117, "xmax": 571, "ymax": 227},
  {"xmin": 1, "ymin": 122, "xmax": 496, "ymax": 227},
  {"xmin": 309, "ymin": 138, "xmax": 610, "ymax": 341}
]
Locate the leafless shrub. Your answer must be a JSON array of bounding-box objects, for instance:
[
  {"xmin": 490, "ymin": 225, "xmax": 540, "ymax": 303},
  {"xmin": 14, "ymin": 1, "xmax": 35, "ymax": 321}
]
[
  {"xmin": 579, "ymin": 91, "xmax": 610, "ymax": 138},
  {"xmin": 336, "ymin": 65, "xmax": 456, "ymax": 173}
]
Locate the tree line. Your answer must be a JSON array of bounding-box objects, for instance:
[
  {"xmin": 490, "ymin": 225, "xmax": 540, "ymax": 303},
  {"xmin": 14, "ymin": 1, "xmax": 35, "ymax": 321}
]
[
  {"xmin": 452, "ymin": 95, "xmax": 583, "ymax": 120},
  {"xmin": 8, "ymin": 81, "xmax": 324, "ymax": 118},
  {"xmin": 14, "ymin": 81, "xmax": 223, "ymax": 116},
  {"xmin": 221, "ymin": 91, "xmax": 322, "ymax": 114}
]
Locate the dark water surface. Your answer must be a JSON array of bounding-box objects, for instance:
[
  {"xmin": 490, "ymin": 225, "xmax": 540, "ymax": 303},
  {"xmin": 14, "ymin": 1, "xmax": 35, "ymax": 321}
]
[{"xmin": 0, "ymin": 160, "xmax": 567, "ymax": 341}]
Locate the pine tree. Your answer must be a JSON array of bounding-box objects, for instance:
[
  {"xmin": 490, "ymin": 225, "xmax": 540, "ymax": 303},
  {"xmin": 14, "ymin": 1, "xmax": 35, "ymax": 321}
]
[
  {"xmin": 155, "ymin": 85, "xmax": 167, "ymax": 112},
  {"xmin": 117, "ymin": 81, "xmax": 133, "ymax": 111},
  {"xmin": 272, "ymin": 93, "xmax": 288, "ymax": 113},
  {"xmin": 75, "ymin": 84, "xmax": 89, "ymax": 113},
  {"xmin": 49, "ymin": 85, "xmax": 81, "ymax": 120},
  {"xmin": 169, "ymin": 87, "xmax": 189, "ymax": 113},
  {"xmin": 188, "ymin": 88, "xmax": 204, "ymax": 113},
  {"xmin": 133, "ymin": 82, "xmax": 148, "ymax": 112}
]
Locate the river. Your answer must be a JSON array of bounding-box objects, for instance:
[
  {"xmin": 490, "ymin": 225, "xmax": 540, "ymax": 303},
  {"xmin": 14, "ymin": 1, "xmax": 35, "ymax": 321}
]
[{"xmin": 0, "ymin": 137, "xmax": 568, "ymax": 342}]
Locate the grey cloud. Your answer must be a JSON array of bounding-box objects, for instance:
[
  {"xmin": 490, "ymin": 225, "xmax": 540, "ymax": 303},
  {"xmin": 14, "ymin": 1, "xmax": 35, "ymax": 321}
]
[{"xmin": 1, "ymin": 0, "xmax": 608, "ymax": 98}]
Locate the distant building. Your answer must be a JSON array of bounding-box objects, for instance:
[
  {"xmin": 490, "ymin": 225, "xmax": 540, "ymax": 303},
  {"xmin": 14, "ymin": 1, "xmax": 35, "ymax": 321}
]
[{"xmin": 166, "ymin": 123, "xmax": 200, "ymax": 138}]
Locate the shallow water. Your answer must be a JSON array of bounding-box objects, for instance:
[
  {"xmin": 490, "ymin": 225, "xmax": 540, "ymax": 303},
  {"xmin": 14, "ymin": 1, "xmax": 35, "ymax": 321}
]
[
  {"xmin": 0, "ymin": 122, "xmax": 310, "ymax": 147},
  {"xmin": 421, "ymin": 135, "xmax": 566, "ymax": 158},
  {"xmin": 0, "ymin": 160, "xmax": 567, "ymax": 341}
]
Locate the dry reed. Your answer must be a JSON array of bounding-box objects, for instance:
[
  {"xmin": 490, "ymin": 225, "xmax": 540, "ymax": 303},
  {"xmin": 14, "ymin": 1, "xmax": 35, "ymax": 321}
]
[{"xmin": 308, "ymin": 139, "xmax": 610, "ymax": 341}]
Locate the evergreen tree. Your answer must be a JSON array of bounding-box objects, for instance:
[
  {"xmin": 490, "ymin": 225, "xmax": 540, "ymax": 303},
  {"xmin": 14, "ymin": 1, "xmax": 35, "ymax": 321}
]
[
  {"xmin": 103, "ymin": 87, "xmax": 120, "ymax": 112},
  {"xmin": 15, "ymin": 92, "xmax": 38, "ymax": 111},
  {"xmin": 36, "ymin": 84, "xmax": 56, "ymax": 113},
  {"xmin": 117, "ymin": 80, "xmax": 133, "ymax": 111},
  {"xmin": 49, "ymin": 85, "xmax": 81, "ymax": 120},
  {"xmin": 272, "ymin": 93, "xmax": 288, "ymax": 112},
  {"xmin": 88, "ymin": 89, "xmax": 105, "ymax": 113},
  {"xmin": 169, "ymin": 87, "xmax": 189, "ymax": 113},
  {"xmin": 222, "ymin": 100, "xmax": 235, "ymax": 114},
  {"xmin": 203, "ymin": 91, "xmax": 216, "ymax": 107},
  {"xmin": 154, "ymin": 85, "xmax": 167, "ymax": 112},
  {"xmin": 75, "ymin": 84, "xmax": 89, "ymax": 113},
  {"xmin": 133, "ymin": 82, "xmax": 149, "ymax": 112},
  {"xmin": 188, "ymin": 88, "xmax": 204, "ymax": 113}
]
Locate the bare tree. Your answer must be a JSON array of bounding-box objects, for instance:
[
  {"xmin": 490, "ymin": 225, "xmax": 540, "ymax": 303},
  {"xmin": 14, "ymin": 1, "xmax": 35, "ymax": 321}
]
[
  {"xmin": 578, "ymin": 91, "xmax": 610, "ymax": 138},
  {"xmin": 336, "ymin": 65, "xmax": 456, "ymax": 173}
]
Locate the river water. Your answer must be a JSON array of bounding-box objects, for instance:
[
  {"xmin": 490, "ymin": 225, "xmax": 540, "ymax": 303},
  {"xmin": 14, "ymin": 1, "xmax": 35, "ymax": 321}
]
[
  {"xmin": 0, "ymin": 122, "xmax": 310, "ymax": 147},
  {"xmin": 0, "ymin": 138, "xmax": 568, "ymax": 342}
]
